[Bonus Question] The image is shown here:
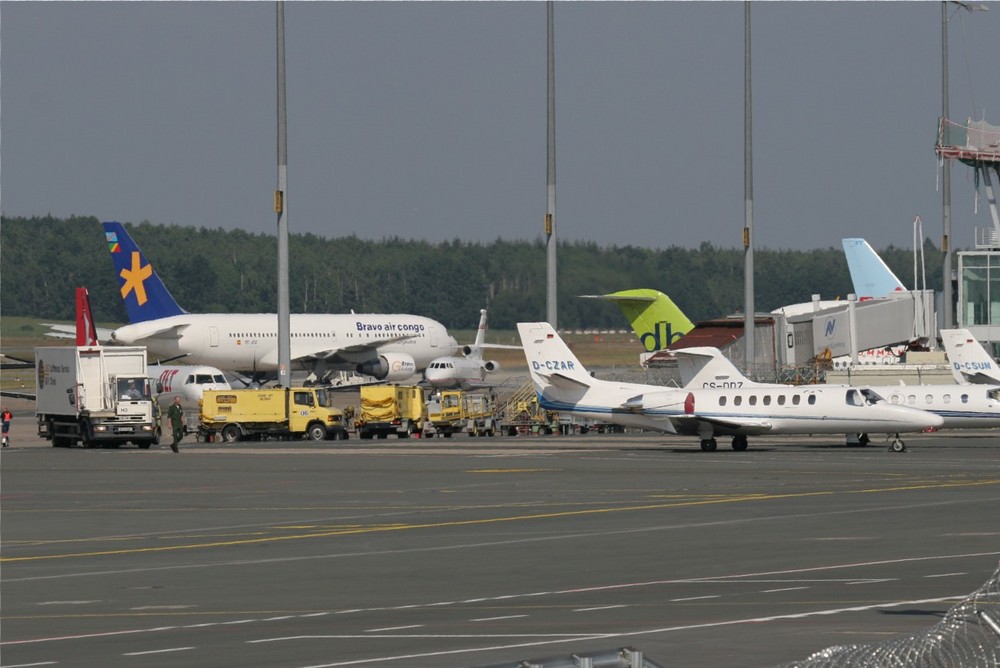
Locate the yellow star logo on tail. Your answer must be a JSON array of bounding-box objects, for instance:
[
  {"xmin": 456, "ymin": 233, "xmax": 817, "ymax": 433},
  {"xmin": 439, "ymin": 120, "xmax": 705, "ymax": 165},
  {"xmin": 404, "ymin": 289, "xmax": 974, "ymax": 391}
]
[{"xmin": 119, "ymin": 251, "xmax": 153, "ymax": 305}]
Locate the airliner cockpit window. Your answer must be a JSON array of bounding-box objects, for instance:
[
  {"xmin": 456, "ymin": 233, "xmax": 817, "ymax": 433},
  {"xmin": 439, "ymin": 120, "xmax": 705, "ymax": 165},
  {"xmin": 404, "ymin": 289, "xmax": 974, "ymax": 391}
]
[
  {"xmin": 989, "ymin": 389, "xmax": 1000, "ymax": 402},
  {"xmin": 213, "ymin": 375, "xmax": 225, "ymax": 383},
  {"xmin": 196, "ymin": 375, "xmax": 214, "ymax": 384}
]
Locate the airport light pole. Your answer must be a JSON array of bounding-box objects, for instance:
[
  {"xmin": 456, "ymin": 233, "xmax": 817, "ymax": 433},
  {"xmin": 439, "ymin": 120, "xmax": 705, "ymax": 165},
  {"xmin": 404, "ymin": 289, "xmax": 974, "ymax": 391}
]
[
  {"xmin": 941, "ymin": 0, "xmax": 989, "ymax": 330},
  {"xmin": 276, "ymin": 1, "xmax": 291, "ymax": 387},
  {"xmin": 545, "ymin": 0, "xmax": 557, "ymax": 328},
  {"xmin": 743, "ymin": 1, "xmax": 755, "ymax": 373}
]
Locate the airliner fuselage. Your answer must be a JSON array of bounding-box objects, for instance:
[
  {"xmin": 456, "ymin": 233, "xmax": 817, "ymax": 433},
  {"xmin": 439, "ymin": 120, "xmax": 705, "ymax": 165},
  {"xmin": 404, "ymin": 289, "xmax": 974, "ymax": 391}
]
[{"xmin": 113, "ymin": 313, "xmax": 457, "ymax": 378}]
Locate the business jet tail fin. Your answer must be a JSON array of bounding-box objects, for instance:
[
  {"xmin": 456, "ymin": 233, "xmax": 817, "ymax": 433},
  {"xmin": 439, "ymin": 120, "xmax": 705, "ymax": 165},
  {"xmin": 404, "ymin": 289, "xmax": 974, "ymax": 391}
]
[
  {"xmin": 517, "ymin": 322, "xmax": 598, "ymax": 399},
  {"xmin": 103, "ymin": 221, "xmax": 186, "ymax": 324},
  {"xmin": 940, "ymin": 328, "xmax": 1000, "ymax": 385},
  {"xmin": 670, "ymin": 346, "xmax": 774, "ymax": 389}
]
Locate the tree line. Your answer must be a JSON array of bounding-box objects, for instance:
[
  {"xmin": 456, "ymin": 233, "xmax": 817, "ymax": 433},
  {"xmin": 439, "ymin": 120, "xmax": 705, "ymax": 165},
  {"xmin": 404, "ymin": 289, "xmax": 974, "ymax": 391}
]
[{"xmin": 0, "ymin": 215, "xmax": 943, "ymax": 330}]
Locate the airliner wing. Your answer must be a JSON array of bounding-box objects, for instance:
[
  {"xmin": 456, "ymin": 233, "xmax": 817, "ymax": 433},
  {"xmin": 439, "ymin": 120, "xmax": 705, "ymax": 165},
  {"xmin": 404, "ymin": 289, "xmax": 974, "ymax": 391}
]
[
  {"xmin": 42, "ymin": 323, "xmax": 116, "ymax": 341},
  {"xmin": 1, "ymin": 389, "xmax": 36, "ymax": 400}
]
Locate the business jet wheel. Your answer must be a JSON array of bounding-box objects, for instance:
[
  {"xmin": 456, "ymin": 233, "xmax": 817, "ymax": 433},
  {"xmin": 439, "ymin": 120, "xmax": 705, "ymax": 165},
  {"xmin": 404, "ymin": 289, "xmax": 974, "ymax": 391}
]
[
  {"xmin": 889, "ymin": 437, "xmax": 907, "ymax": 453},
  {"xmin": 858, "ymin": 433, "xmax": 870, "ymax": 447},
  {"xmin": 731, "ymin": 435, "xmax": 748, "ymax": 451},
  {"xmin": 700, "ymin": 438, "xmax": 717, "ymax": 452}
]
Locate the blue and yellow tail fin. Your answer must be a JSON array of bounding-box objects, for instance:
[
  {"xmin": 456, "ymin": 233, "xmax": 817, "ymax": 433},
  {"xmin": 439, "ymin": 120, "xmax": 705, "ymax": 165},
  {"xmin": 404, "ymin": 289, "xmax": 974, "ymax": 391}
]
[
  {"xmin": 103, "ymin": 221, "xmax": 185, "ymax": 323},
  {"xmin": 581, "ymin": 289, "xmax": 694, "ymax": 351}
]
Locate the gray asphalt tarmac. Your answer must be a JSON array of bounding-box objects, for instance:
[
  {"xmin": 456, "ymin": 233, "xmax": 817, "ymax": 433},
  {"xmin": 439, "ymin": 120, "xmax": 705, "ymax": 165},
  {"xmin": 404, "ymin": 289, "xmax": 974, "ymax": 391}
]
[{"xmin": 2, "ymin": 420, "xmax": 999, "ymax": 668}]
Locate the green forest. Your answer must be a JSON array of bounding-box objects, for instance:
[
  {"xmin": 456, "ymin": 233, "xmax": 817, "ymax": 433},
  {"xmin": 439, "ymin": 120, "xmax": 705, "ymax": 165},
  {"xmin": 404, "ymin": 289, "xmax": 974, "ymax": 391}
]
[{"xmin": 0, "ymin": 215, "xmax": 943, "ymax": 330}]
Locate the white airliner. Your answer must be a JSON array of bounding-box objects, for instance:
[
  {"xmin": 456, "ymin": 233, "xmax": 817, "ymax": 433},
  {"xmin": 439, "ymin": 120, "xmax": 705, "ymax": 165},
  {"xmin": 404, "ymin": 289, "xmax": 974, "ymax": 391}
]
[
  {"xmin": 941, "ymin": 328, "xmax": 1000, "ymax": 385},
  {"xmin": 670, "ymin": 346, "xmax": 1000, "ymax": 441},
  {"xmin": 103, "ymin": 222, "xmax": 458, "ymax": 383},
  {"xmin": 517, "ymin": 322, "xmax": 942, "ymax": 452},
  {"xmin": 148, "ymin": 364, "xmax": 231, "ymax": 432},
  {"xmin": 424, "ymin": 309, "xmax": 518, "ymax": 389}
]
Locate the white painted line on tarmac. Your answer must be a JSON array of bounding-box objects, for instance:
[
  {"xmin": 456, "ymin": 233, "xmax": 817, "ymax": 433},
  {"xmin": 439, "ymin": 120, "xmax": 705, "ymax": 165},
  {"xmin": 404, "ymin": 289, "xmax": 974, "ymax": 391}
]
[
  {"xmin": 122, "ymin": 647, "xmax": 193, "ymax": 656},
  {"xmin": 670, "ymin": 595, "xmax": 720, "ymax": 602},
  {"xmin": 469, "ymin": 615, "xmax": 529, "ymax": 621},
  {"xmin": 364, "ymin": 625, "xmax": 423, "ymax": 633},
  {"xmin": 925, "ymin": 572, "xmax": 966, "ymax": 578},
  {"xmin": 279, "ymin": 594, "xmax": 970, "ymax": 667},
  {"xmin": 760, "ymin": 587, "xmax": 810, "ymax": 593},
  {"xmin": 573, "ymin": 605, "xmax": 627, "ymax": 612},
  {"xmin": 1, "ymin": 662, "xmax": 59, "ymax": 667}
]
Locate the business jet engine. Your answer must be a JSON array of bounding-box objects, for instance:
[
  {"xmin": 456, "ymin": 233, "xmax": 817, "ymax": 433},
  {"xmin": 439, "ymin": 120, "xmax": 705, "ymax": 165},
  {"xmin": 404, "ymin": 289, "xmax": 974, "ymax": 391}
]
[
  {"xmin": 356, "ymin": 353, "xmax": 417, "ymax": 381},
  {"xmin": 482, "ymin": 360, "xmax": 499, "ymax": 373}
]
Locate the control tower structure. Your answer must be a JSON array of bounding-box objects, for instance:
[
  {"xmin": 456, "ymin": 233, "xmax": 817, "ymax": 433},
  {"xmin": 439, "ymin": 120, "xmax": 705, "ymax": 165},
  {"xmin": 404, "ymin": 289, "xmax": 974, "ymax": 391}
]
[{"xmin": 935, "ymin": 118, "xmax": 1000, "ymax": 354}]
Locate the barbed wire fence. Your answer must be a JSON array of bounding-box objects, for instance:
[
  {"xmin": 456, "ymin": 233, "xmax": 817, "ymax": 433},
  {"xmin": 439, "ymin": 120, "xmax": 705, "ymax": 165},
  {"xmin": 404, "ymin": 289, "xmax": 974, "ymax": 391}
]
[{"xmin": 773, "ymin": 561, "xmax": 1000, "ymax": 667}]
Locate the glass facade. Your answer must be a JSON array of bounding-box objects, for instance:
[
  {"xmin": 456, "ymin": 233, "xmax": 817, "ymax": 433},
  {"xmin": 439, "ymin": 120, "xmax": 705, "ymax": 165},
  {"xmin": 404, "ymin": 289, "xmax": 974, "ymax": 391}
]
[
  {"xmin": 957, "ymin": 251, "xmax": 1000, "ymax": 357},
  {"xmin": 958, "ymin": 252, "xmax": 1000, "ymax": 326}
]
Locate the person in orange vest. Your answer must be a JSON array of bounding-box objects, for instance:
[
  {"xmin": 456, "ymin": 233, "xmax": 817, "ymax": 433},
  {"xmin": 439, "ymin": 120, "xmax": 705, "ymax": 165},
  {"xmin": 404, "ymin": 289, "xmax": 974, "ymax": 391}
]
[{"xmin": 1, "ymin": 407, "xmax": 12, "ymax": 447}]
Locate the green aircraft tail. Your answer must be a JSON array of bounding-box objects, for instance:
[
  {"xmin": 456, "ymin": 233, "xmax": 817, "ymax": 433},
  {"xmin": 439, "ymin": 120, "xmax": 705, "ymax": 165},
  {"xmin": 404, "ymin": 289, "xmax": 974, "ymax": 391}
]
[{"xmin": 580, "ymin": 289, "xmax": 694, "ymax": 351}]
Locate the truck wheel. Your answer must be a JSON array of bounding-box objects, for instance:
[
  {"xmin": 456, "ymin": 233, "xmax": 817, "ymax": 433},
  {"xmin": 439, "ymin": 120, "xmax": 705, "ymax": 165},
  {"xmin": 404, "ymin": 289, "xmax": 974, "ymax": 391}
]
[
  {"xmin": 308, "ymin": 423, "xmax": 327, "ymax": 441},
  {"xmin": 221, "ymin": 424, "xmax": 242, "ymax": 443}
]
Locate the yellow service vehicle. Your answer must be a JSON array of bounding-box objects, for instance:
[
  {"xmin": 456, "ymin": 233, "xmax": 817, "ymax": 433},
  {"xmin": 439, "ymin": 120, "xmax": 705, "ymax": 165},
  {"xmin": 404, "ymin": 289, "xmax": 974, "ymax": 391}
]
[
  {"xmin": 200, "ymin": 387, "xmax": 348, "ymax": 443},
  {"xmin": 355, "ymin": 385, "xmax": 426, "ymax": 439},
  {"xmin": 425, "ymin": 390, "xmax": 497, "ymax": 437}
]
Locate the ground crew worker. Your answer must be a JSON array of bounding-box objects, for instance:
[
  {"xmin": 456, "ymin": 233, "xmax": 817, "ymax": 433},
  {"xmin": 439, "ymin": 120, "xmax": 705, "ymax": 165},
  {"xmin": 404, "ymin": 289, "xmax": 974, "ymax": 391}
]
[
  {"xmin": 166, "ymin": 397, "xmax": 184, "ymax": 453},
  {"xmin": 1, "ymin": 407, "xmax": 11, "ymax": 447}
]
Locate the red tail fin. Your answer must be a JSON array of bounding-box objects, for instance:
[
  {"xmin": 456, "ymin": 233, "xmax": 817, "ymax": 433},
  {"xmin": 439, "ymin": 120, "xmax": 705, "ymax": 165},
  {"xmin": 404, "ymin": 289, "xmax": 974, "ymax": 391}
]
[{"xmin": 75, "ymin": 287, "xmax": 99, "ymax": 346}]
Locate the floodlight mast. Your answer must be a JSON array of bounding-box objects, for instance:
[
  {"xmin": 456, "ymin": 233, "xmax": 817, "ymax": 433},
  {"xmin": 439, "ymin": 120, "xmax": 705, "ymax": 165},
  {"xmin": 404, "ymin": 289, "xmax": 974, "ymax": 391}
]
[
  {"xmin": 276, "ymin": 0, "xmax": 291, "ymax": 387},
  {"xmin": 941, "ymin": 0, "xmax": 990, "ymax": 329}
]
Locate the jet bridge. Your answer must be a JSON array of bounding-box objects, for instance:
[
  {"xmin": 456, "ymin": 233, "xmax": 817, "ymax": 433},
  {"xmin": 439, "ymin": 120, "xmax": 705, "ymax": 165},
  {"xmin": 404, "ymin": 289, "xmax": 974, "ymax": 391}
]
[{"xmin": 646, "ymin": 291, "xmax": 936, "ymax": 383}]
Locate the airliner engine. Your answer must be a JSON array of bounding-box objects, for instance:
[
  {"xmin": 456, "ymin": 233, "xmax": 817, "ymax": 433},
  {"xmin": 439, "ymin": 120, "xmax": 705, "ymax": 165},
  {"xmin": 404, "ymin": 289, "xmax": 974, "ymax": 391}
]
[
  {"xmin": 483, "ymin": 360, "xmax": 499, "ymax": 373},
  {"xmin": 356, "ymin": 353, "xmax": 417, "ymax": 381}
]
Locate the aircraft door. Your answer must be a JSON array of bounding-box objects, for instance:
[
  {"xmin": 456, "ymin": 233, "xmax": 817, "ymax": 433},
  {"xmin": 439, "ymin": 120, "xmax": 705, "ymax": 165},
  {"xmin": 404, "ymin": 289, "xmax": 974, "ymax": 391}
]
[{"xmin": 210, "ymin": 326, "xmax": 219, "ymax": 348}]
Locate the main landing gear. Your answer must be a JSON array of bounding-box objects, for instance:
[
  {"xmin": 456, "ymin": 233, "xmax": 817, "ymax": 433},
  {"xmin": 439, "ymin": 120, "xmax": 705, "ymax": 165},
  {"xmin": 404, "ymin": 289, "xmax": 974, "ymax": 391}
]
[{"xmin": 699, "ymin": 436, "xmax": 749, "ymax": 452}]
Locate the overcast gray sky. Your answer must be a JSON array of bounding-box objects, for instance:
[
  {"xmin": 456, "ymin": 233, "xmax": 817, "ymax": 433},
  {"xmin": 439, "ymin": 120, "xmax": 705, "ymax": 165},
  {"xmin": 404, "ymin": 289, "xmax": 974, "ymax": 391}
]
[{"xmin": 2, "ymin": 1, "xmax": 998, "ymax": 251}]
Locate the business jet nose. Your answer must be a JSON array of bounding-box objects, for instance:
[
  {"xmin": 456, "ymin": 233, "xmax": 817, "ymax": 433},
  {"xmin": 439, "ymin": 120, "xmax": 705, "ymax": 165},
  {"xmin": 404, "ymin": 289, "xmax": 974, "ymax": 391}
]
[{"xmin": 899, "ymin": 406, "xmax": 944, "ymax": 431}]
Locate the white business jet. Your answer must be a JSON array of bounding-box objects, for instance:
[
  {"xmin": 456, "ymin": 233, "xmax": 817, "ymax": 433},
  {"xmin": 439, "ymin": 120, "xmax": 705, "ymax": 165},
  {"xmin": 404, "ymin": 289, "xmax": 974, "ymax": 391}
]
[
  {"xmin": 103, "ymin": 222, "xmax": 458, "ymax": 384},
  {"xmin": 517, "ymin": 322, "xmax": 942, "ymax": 452},
  {"xmin": 424, "ymin": 309, "xmax": 518, "ymax": 389},
  {"xmin": 671, "ymin": 346, "xmax": 1000, "ymax": 442}
]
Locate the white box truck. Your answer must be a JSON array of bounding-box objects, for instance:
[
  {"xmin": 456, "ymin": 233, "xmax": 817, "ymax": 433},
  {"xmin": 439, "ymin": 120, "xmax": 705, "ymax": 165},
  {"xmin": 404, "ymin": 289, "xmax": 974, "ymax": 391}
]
[{"xmin": 36, "ymin": 346, "xmax": 159, "ymax": 449}]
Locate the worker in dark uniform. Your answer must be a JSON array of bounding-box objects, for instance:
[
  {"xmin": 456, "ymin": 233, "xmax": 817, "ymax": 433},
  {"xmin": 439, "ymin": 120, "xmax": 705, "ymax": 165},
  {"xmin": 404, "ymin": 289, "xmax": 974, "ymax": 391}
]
[{"xmin": 166, "ymin": 396, "xmax": 184, "ymax": 453}]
